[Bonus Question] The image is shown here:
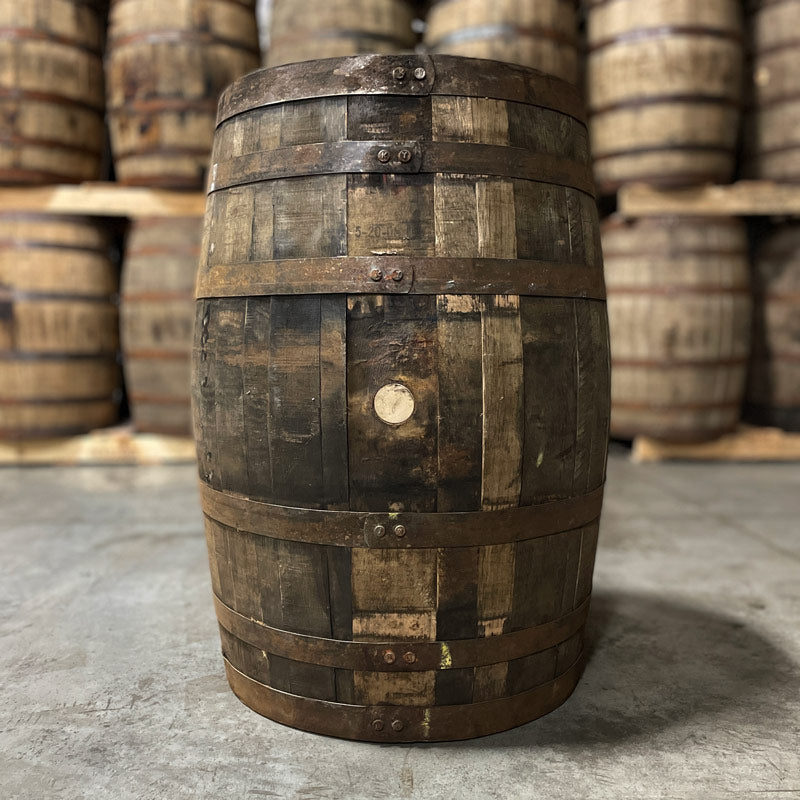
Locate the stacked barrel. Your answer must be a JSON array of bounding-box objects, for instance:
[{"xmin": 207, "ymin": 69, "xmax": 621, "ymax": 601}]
[
  {"xmin": 584, "ymin": 0, "xmax": 755, "ymax": 443},
  {"xmin": 742, "ymin": 1, "xmax": 800, "ymax": 434},
  {"xmin": 423, "ymin": 0, "xmax": 580, "ymax": 84},
  {"xmin": 107, "ymin": 0, "xmax": 259, "ymax": 436},
  {"xmin": 0, "ymin": 1, "xmax": 122, "ymax": 439},
  {"xmin": 267, "ymin": 0, "xmax": 417, "ymax": 66}
]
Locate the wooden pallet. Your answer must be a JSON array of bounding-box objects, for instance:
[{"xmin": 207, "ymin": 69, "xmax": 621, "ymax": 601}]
[
  {"xmin": 0, "ymin": 425, "xmax": 196, "ymax": 466},
  {"xmin": 0, "ymin": 182, "xmax": 205, "ymax": 218},
  {"xmin": 632, "ymin": 425, "xmax": 800, "ymax": 463},
  {"xmin": 618, "ymin": 180, "xmax": 800, "ymax": 218}
]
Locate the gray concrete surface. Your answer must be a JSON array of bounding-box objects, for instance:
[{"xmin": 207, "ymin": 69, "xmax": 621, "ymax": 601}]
[{"xmin": 1, "ymin": 449, "xmax": 799, "ymax": 800}]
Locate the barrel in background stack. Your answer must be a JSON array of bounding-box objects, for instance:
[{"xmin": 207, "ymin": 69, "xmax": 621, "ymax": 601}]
[
  {"xmin": 0, "ymin": 0, "xmax": 107, "ymax": 183},
  {"xmin": 106, "ymin": 0, "xmax": 260, "ymax": 189},
  {"xmin": 744, "ymin": 0, "xmax": 800, "ymax": 183},
  {"xmin": 746, "ymin": 225, "xmax": 800, "ymax": 432},
  {"xmin": 267, "ymin": 0, "xmax": 417, "ymax": 66},
  {"xmin": 586, "ymin": 0, "xmax": 744, "ymax": 194},
  {"xmin": 195, "ymin": 54, "xmax": 609, "ymax": 741},
  {"xmin": 0, "ymin": 214, "xmax": 121, "ymax": 438},
  {"xmin": 120, "ymin": 217, "xmax": 201, "ymax": 436},
  {"xmin": 424, "ymin": 0, "xmax": 579, "ymax": 85},
  {"xmin": 603, "ymin": 216, "xmax": 752, "ymax": 442}
]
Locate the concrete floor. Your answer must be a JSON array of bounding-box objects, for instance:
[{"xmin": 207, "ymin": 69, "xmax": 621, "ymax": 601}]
[{"xmin": 1, "ymin": 449, "xmax": 799, "ymax": 800}]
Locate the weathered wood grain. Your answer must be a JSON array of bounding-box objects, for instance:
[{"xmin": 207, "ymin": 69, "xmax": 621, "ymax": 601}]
[
  {"xmin": 0, "ymin": 0, "xmax": 106, "ymax": 183},
  {"xmin": 603, "ymin": 215, "xmax": 750, "ymax": 442},
  {"xmin": 0, "ymin": 214, "xmax": 120, "ymax": 439},
  {"xmin": 121, "ymin": 217, "xmax": 201, "ymax": 436},
  {"xmin": 106, "ymin": 0, "xmax": 259, "ymax": 188},
  {"xmin": 195, "ymin": 56, "xmax": 608, "ymax": 741},
  {"xmin": 425, "ymin": 0, "xmax": 579, "ymax": 84},
  {"xmin": 587, "ymin": 0, "xmax": 743, "ymax": 193}
]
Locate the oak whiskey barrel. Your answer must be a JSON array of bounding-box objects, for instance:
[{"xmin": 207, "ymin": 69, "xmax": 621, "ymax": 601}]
[
  {"xmin": 603, "ymin": 216, "xmax": 751, "ymax": 442},
  {"xmin": 0, "ymin": 214, "xmax": 120, "ymax": 439},
  {"xmin": 194, "ymin": 55, "xmax": 609, "ymax": 742},
  {"xmin": 746, "ymin": 225, "xmax": 800, "ymax": 431},
  {"xmin": 586, "ymin": 0, "xmax": 744, "ymax": 194},
  {"xmin": 106, "ymin": 0, "xmax": 260, "ymax": 189},
  {"xmin": 121, "ymin": 217, "xmax": 200, "ymax": 436},
  {"xmin": 744, "ymin": 0, "xmax": 800, "ymax": 182},
  {"xmin": 424, "ymin": 0, "xmax": 579, "ymax": 85},
  {"xmin": 0, "ymin": 0, "xmax": 106, "ymax": 183},
  {"xmin": 267, "ymin": 0, "xmax": 417, "ymax": 67}
]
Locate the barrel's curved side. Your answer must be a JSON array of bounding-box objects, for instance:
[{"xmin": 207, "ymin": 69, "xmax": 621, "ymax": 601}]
[
  {"xmin": 121, "ymin": 217, "xmax": 201, "ymax": 436},
  {"xmin": 192, "ymin": 57, "xmax": 609, "ymax": 741},
  {"xmin": 603, "ymin": 216, "xmax": 752, "ymax": 442},
  {"xmin": 745, "ymin": 224, "xmax": 800, "ymax": 431},
  {"xmin": 0, "ymin": 214, "xmax": 120, "ymax": 438}
]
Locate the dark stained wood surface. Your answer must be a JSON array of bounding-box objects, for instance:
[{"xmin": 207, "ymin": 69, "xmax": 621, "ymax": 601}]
[{"xmin": 194, "ymin": 55, "xmax": 609, "ymax": 742}]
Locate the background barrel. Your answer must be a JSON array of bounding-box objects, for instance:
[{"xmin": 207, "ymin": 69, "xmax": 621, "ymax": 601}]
[
  {"xmin": 266, "ymin": 0, "xmax": 417, "ymax": 67},
  {"xmin": 586, "ymin": 0, "xmax": 744, "ymax": 194},
  {"xmin": 423, "ymin": 0, "xmax": 579, "ymax": 85},
  {"xmin": 194, "ymin": 55, "xmax": 609, "ymax": 742},
  {"xmin": 120, "ymin": 217, "xmax": 200, "ymax": 436},
  {"xmin": 106, "ymin": 0, "xmax": 260, "ymax": 189},
  {"xmin": 743, "ymin": 0, "xmax": 800, "ymax": 182},
  {"xmin": 746, "ymin": 224, "xmax": 800, "ymax": 431},
  {"xmin": 0, "ymin": 214, "xmax": 120, "ymax": 439},
  {"xmin": 0, "ymin": 0, "xmax": 106, "ymax": 183},
  {"xmin": 603, "ymin": 216, "xmax": 751, "ymax": 442}
]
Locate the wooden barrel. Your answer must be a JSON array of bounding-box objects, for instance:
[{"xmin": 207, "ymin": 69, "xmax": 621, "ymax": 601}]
[
  {"xmin": 120, "ymin": 217, "xmax": 200, "ymax": 436},
  {"xmin": 603, "ymin": 216, "xmax": 751, "ymax": 442},
  {"xmin": 266, "ymin": 0, "xmax": 417, "ymax": 67},
  {"xmin": 743, "ymin": 0, "xmax": 800, "ymax": 182},
  {"xmin": 0, "ymin": 214, "xmax": 120, "ymax": 439},
  {"xmin": 0, "ymin": 0, "xmax": 106, "ymax": 184},
  {"xmin": 194, "ymin": 55, "xmax": 609, "ymax": 742},
  {"xmin": 746, "ymin": 225, "xmax": 800, "ymax": 431},
  {"xmin": 586, "ymin": 0, "xmax": 744, "ymax": 194},
  {"xmin": 423, "ymin": 0, "xmax": 579, "ymax": 85},
  {"xmin": 106, "ymin": 0, "xmax": 260, "ymax": 189}
]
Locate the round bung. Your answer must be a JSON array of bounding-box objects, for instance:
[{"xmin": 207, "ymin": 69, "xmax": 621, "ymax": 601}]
[
  {"xmin": 0, "ymin": 214, "xmax": 121, "ymax": 439},
  {"xmin": 424, "ymin": 0, "xmax": 579, "ymax": 84},
  {"xmin": 0, "ymin": 0, "xmax": 106, "ymax": 183},
  {"xmin": 743, "ymin": 0, "xmax": 800, "ymax": 182},
  {"xmin": 267, "ymin": 0, "xmax": 417, "ymax": 67},
  {"xmin": 603, "ymin": 216, "xmax": 751, "ymax": 442},
  {"xmin": 194, "ymin": 55, "xmax": 609, "ymax": 742},
  {"xmin": 746, "ymin": 225, "xmax": 800, "ymax": 431},
  {"xmin": 586, "ymin": 0, "xmax": 744, "ymax": 194},
  {"xmin": 121, "ymin": 217, "xmax": 201, "ymax": 436},
  {"xmin": 106, "ymin": 0, "xmax": 260, "ymax": 189}
]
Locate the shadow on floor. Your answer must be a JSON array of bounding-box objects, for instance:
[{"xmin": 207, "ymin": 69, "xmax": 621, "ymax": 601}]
[{"xmin": 452, "ymin": 589, "xmax": 799, "ymax": 749}]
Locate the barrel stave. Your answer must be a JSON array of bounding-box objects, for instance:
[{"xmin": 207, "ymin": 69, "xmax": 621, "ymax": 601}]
[{"xmin": 194, "ymin": 56, "xmax": 608, "ymax": 741}]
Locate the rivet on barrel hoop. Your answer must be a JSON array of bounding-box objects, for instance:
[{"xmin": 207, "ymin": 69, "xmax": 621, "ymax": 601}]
[
  {"xmin": 369, "ymin": 266, "xmax": 383, "ymax": 281},
  {"xmin": 394, "ymin": 525, "xmax": 406, "ymax": 538},
  {"xmin": 391, "ymin": 720, "xmax": 404, "ymax": 732},
  {"xmin": 413, "ymin": 67, "xmax": 427, "ymax": 81},
  {"xmin": 373, "ymin": 524, "xmax": 386, "ymax": 538},
  {"xmin": 397, "ymin": 149, "xmax": 413, "ymax": 163},
  {"xmin": 383, "ymin": 650, "xmax": 396, "ymax": 664},
  {"xmin": 377, "ymin": 149, "xmax": 392, "ymax": 163},
  {"xmin": 392, "ymin": 66, "xmax": 407, "ymax": 81},
  {"xmin": 372, "ymin": 719, "xmax": 385, "ymax": 732}
]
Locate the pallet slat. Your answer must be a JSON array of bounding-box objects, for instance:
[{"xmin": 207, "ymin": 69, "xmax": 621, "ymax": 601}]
[
  {"xmin": 619, "ymin": 181, "xmax": 800, "ymax": 218},
  {"xmin": 0, "ymin": 425, "xmax": 195, "ymax": 466},
  {"xmin": 0, "ymin": 183, "xmax": 205, "ymax": 218},
  {"xmin": 632, "ymin": 425, "xmax": 800, "ymax": 463}
]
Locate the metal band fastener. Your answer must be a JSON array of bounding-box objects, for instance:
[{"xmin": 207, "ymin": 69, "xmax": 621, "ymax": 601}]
[
  {"xmin": 214, "ymin": 593, "xmax": 590, "ymax": 672},
  {"xmin": 199, "ymin": 482, "xmax": 604, "ymax": 549},
  {"xmin": 222, "ymin": 654, "xmax": 585, "ymax": 742}
]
